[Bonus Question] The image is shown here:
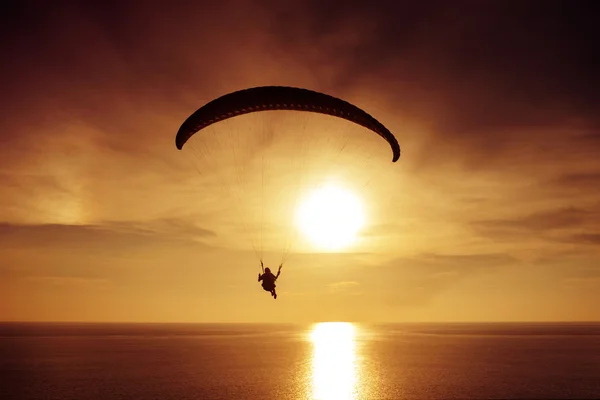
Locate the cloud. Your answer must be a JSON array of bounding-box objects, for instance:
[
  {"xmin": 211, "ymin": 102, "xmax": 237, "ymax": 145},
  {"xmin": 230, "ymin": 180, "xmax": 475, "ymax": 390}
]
[
  {"xmin": 474, "ymin": 207, "xmax": 591, "ymax": 232},
  {"xmin": 563, "ymin": 233, "xmax": 600, "ymax": 247},
  {"xmin": 548, "ymin": 173, "xmax": 600, "ymax": 194},
  {"xmin": 469, "ymin": 206, "xmax": 600, "ymax": 254},
  {"xmin": 471, "ymin": 207, "xmax": 600, "ymax": 242},
  {"xmin": 257, "ymin": 1, "xmax": 600, "ymax": 173},
  {"xmin": 0, "ymin": 219, "xmax": 216, "ymax": 251},
  {"xmin": 368, "ymin": 251, "xmax": 519, "ymax": 307}
]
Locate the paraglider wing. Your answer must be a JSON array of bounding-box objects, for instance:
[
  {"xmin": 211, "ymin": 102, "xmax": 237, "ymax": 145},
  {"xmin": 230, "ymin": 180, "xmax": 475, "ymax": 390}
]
[{"xmin": 175, "ymin": 86, "xmax": 401, "ymax": 162}]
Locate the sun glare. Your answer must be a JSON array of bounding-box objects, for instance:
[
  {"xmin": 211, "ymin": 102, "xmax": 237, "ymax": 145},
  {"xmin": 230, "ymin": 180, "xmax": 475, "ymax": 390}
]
[
  {"xmin": 295, "ymin": 184, "xmax": 365, "ymax": 251},
  {"xmin": 310, "ymin": 322, "xmax": 358, "ymax": 400}
]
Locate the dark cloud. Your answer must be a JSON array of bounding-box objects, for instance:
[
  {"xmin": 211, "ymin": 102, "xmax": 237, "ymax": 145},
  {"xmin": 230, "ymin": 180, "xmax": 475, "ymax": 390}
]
[
  {"xmin": 474, "ymin": 207, "xmax": 592, "ymax": 232},
  {"xmin": 549, "ymin": 173, "xmax": 600, "ymax": 193},
  {"xmin": 0, "ymin": 219, "xmax": 217, "ymax": 286},
  {"xmin": 471, "ymin": 207, "xmax": 600, "ymax": 243},
  {"xmin": 0, "ymin": 219, "xmax": 215, "ymax": 250},
  {"xmin": 2, "ymin": 1, "xmax": 598, "ymax": 132},
  {"xmin": 565, "ymin": 233, "xmax": 600, "ymax": 246},
  {"xmin": 263, "ymin": 1, "xmax": 600, "ymax": 162},
  {"xmin": 527, "ymin": 251, "xmax": 600, "ymax": 287}
]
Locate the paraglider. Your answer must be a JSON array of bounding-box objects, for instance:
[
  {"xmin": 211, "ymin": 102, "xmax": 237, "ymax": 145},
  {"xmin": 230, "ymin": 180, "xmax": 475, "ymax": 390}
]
[
  {"xmin": 175, "ymin": 86, "xmax": 401, "ymax": 299},
  {"xmin": 258, "ymin": 261, "xmax": 282, "ymax": 299}
]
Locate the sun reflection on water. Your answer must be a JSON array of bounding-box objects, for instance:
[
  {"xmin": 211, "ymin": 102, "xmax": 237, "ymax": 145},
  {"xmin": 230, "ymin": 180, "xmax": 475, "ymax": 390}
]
[{"xmin": 309, "ymin": 322, "xmax": 358, "ymax": 400}]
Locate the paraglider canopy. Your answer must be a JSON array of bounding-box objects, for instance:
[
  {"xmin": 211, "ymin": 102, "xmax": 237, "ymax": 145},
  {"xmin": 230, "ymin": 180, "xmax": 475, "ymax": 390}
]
[{"xmin": 175, "ymin": 86, "xmax": 401, "ymax": 162}]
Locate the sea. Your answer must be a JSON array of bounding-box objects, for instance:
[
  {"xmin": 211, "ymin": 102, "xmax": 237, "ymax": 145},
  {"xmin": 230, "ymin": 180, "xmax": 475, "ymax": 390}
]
[{"xmin": 1, "ymin": 322, "xmax": 599, "ymax": 399}]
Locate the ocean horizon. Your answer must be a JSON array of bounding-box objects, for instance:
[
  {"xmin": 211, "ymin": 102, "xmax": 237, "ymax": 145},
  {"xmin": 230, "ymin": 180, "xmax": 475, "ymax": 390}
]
[{"xmin": 1, "ymin": 321, "xmax": 599, "ymax": 399}]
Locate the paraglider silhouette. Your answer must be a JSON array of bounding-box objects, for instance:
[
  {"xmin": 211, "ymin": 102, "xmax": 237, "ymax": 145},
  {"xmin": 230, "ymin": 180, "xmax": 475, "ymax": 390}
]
[{"xmin": 175, "ymin": 86, "xmax": 401, "ymax": 299}]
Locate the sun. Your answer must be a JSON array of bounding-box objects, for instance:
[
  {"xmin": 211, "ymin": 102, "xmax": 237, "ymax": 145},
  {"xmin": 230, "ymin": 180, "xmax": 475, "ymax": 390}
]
[{"xmin": 295, "ymin": 184, "xmax": 365, "ymax": 251}]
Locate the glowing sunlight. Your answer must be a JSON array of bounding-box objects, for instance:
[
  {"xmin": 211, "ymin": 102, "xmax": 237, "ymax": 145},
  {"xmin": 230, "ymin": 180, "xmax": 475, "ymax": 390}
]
[
  {"xmin": 295, "ymin": 184, "xmax": 365, "ymax": 251},
  {"xmin": 309, "ymin": 322, "xmax": 359, "ymax": 400}
]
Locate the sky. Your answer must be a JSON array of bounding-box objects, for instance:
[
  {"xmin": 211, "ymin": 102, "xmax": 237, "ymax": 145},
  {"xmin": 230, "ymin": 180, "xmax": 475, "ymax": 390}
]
[{"xmin": 1, "ymin": 0, "xmax": 599, "ymax": 323}]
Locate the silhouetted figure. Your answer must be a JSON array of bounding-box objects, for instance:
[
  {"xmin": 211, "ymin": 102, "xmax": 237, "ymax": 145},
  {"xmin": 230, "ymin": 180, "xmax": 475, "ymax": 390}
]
[{"xmin": 258, "ymin": 261, "xmax": 282, "ymax": 299}]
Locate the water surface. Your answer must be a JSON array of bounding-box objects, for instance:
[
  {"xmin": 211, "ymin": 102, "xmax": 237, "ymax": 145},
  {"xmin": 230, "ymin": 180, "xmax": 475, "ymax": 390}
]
[{"xmin": 1, "ymin": 322, "xmax": 599, "ymax": 399}]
